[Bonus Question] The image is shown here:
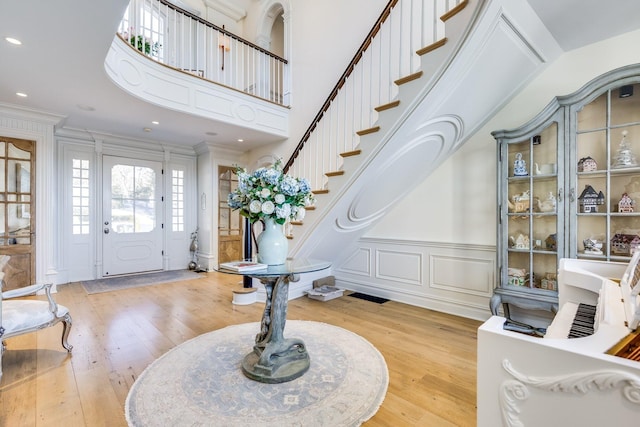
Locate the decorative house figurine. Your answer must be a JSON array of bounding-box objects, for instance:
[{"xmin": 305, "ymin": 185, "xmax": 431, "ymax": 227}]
[
  {"xmin": 617, "ymin": 192, "xmax": 635, "ymax": 213},
  {"xmin": 611, "ymin": 233, "xmax": 640, "ymax": 256},
  {"xmin": 509, "ymin": 190, "xmax": 530, "ymax": 213},
  {"xmin": 513, "ymin": 152, "xmax": 528, "ymax": 176},
  {"xmin": 578, "ymin": 184, "xmax": 605, "ymax": 213},
  {"xmin": 509, "ymin": 233, "xmax": 530, "ymax": 249},
  {"xmin": 540, "ymin": 273, "xmax": 557, "ymax": 291},
  {"xmin": 545, "ymin": 233, "xmax": 557, "ymax": 251},
  {"xmin": 612, "ymin": 130, "xmax": 637, "ymax": 168},
  {"xmin": 507, "ymin": 267, "xmax": 527, "ymax": 287},
  {"xmin": 583, "ymin": 238, "xmax": 604, "ymax": 255},
  {"xmin": 578, "ymin": 156, "xmax": 598, "ymax": 172}
]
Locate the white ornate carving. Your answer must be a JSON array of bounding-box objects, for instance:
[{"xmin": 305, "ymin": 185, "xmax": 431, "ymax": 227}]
[
  {"xmin": 499, "ymin": 359, "xmax": 640, "ymax": 426},
  {"xmin": 500, "ymin": 379, "xmax": 529, "ymax": 427},
  {"xmin": 334, "ymin": 114, "xmax": 463, "ymax": 232}
]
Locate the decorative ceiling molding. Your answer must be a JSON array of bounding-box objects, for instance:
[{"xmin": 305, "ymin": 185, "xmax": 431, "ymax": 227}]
[{"xmin": 203, "ymin": 0, "xmax": 247, "ymax": 22}]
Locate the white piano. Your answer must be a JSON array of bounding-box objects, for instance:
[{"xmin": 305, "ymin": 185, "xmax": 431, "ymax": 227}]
[{"xmin": 478, "ymin": 253, "xmax": 640, "ymax": 426}]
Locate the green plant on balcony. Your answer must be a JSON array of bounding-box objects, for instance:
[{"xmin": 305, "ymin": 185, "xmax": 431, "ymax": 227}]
[{"xmin": 122, "ymin": 31, "xmax": 160, "ymax": 57}]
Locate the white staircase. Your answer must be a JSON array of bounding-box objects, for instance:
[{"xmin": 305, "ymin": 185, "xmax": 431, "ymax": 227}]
[{"xmin": 285, "ymin": 0, "xmax": 563, "ymax": 272}]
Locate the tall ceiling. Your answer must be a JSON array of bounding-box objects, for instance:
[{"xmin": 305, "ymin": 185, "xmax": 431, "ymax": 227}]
[{"xmin": 1, "ymin": 0, "xmax": 639, "ymax": 149}]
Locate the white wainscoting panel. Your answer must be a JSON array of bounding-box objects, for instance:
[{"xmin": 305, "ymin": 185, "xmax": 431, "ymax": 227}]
[
  {"xmin": 339, "ymin": 248, "xmax": 371, "ymax": 277},
  {"xmin": 376, "ymin": 250, "xmax": 422, "ymax": 286},
  {"xmin": 430, "ymin": 254, "xmax": 494, "ymax": 296},
  {"xmin": 335, "ymin": 238, "xmax": 496, "ymax": 320}
]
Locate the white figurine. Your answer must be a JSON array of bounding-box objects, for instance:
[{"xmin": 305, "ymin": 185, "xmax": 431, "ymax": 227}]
[{"xmin": 513, "ymin": 152, "xmax": 528, "ymax": 176}]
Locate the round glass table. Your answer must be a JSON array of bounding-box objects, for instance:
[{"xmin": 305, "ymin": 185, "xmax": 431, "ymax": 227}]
[{"xmin": 217, "ymin": 258, "xmax": 331, "ymax": 383}]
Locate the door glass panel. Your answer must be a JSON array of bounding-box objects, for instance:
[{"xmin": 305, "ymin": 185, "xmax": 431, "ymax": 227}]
[
  {"xmin": 134, "ymin": 200, "xmax": 155, "ymax": 232},
  {"xmin": 0, "ymin": 160, "xmax": 5, "ymax": 192},
  {"xmin": 8, "ymin": 143, "xmax": 30, "ymax": 159},
  {"xmin": 505, "ymin": 122, "xmax": 559, "ymax": 293},
  {"xmin": 110, "ymin": 164, "xmax": 156, "ymax": 233},
  {"xmin": 578, "ymin": 91, "xmax": 607, "ymax": 131},
  {"xmin": 611, "ymin": 83, "xmax": 640, "ymax": 126}
]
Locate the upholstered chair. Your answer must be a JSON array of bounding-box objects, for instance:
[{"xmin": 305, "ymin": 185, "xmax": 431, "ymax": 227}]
[{"xmin": 0, "ymin": 258, "xmax": 72, "ymax": 380}]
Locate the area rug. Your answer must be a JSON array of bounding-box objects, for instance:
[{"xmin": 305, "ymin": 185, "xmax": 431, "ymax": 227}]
[
  {"xmin": 81, "ymin": 270, "xmax": 202, "ymax": 294},
  {"xmin": 125, "ymin": 320, "xmax": 388, "ymax": 427}
]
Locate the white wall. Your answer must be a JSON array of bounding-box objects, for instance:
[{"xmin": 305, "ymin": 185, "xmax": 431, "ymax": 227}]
[
  {"xmin": 367, "ymin": 28, "xmax": 640, "ymax": 246},
  {"xmin": 249, "ymin": 0, "xmax": 389, "ymax": 163}
]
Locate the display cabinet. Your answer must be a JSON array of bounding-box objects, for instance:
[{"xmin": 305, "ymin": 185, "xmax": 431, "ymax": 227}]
[{"xmin": 491, "ymin": 64, "xmax": 640, "ymax": 317}]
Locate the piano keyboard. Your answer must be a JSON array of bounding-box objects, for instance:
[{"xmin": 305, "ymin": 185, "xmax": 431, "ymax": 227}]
[{"xmin": 568, "ymin": 303, "xmax": 597, "ymax": 338}]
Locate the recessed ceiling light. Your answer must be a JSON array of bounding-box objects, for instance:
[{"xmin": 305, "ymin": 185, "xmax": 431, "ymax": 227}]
[
  {"xmin": 77, "ymin": 104, "xmax": 95, "ymax": 111},
  {"xmin": 143, "ymin": 127, "xmax": 152, "ymax": 132},
  {"xmin": 237, "ymin": 139, "xmax": 244, "ymax": 142},
  {"xmin": 16, "ymin": 92, "xmax": 27, "ymax": 97},
  {"xmin": 205, "ymin": 131, "xmax": 217, "ymax": 136},
  {"xmin": 5, "ymin": 37, "xmax": 22, "ymax": 45},
  {"xmin": 151, "ymin": 120, "xmax": 159, "ymax": 125}
]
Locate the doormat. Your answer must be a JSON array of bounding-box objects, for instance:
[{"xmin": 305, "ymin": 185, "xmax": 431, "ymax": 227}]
[
  {"xmin": 348, "ymin": 292, "xmax": 389, "ymax": 304},
  {"xmin": 80, "ymin": 270, "xmax": 202, "ymax": 295}
]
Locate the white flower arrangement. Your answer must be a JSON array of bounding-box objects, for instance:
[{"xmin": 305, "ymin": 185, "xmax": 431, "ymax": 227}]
[{"xmin": 227, "ymin": 160, "xmax": 315, "ymax": 224}]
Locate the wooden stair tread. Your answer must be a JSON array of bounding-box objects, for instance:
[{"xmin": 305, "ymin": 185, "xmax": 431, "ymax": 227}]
[
  {"xmin": 340, "ymin": 150, "xmax": 361, "ymax": 158},
  {"xmin": 356, "ymin": 126, "xmax": 380, "ymax": 136},
  {"xmin": 375, "ymin": 100, "xmax": 400, "ymax": 112},
  {"xmin": 417, "ymin": 37, "xmax": 447, "ymax": 56},
  {"xmin": 290, "ymin": 221, "xmax": 303, "ymax": 226},
  {"xmin": 395, "ymin": 71, "xmax": 423, "ymax": 86},
  {"xmin": 232, "ymin": 287, "xmax": 257, "ymax": 294},
  {"xmin": 313, "ymin": 189, "xmax": 329, "ymax": 194},
  {"xmin": 441, "ymin": 0, "xmax": 468, "ymax": 22},
  {"xmin": 326, "ymin": 170, "xmax": 345, "ymax": 177}
]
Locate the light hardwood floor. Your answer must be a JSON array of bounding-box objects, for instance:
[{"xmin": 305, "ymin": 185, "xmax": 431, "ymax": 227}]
[{"xmin": 0, "ymin": 272, "xmax": 481, "ymax": 426}]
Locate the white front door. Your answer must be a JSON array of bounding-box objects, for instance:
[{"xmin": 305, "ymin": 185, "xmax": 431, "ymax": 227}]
[{"xmin": 102, "ymin": 156, "xmax": 163, "ymax": 276}]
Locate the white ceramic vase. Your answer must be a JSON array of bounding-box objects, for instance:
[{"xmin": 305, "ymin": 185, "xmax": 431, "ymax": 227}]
[{"xmin": 256, "ymin": 217, "xmax": 288, "ymax": 265}]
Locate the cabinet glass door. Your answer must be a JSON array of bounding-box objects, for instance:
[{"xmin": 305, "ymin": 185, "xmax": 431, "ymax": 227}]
[
  {"xmin": 574, "ymin": 83, "xmax": 640, "ymax": 262},
  {"xmin": 505, "ymin": 122, "xmax": 560, "ymax": 294}
]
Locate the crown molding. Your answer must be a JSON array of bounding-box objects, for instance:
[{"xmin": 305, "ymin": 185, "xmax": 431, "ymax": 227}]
[{"xmin": 203, "ymin": 0, "xmax": 246, "ymax": 22}]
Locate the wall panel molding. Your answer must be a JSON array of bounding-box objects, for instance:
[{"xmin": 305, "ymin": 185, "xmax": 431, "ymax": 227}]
[{"xmin": 335, "ymin": 237, "xmax": 496, "ymax": 320}]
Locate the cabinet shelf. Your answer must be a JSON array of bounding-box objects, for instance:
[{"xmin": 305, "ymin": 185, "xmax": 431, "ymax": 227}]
[{"xmin": 578, "ymin": 166, "xmax": 640, "ymax": 177}]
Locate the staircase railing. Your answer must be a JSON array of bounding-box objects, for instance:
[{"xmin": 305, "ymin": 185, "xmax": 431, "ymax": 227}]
[
  {"xmin": 284, "ymin": 0, "xmax": 465, "ymax": 191},
  {"xmin": 118, "ymin": 0, "xmax": 288, "ymax": 106}
]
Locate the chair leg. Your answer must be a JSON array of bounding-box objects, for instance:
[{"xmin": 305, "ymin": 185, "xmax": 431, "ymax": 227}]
[{"xmin": 60, "ymin": 314, "xmax": 73, "ymax": 352}]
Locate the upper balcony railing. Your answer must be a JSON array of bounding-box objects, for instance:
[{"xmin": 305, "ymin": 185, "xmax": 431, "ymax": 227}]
[{"xmin": 118, "ymin": 0, "xmax": 289, "ymax": 106}]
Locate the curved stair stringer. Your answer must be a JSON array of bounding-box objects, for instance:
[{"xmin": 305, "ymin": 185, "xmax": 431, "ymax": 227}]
[
  {"xmin": 286, "ymin": 0, "xmax": 481, "ymax": 260},
  {"xmin": 289, "ymin": 0, "xmax": 563, "ymax": 270}
]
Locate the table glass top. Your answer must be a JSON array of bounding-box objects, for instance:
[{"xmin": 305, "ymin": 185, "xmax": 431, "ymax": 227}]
[{"xmin": 217, "ymin": 258, "xmax": 331, "ymax": 277}]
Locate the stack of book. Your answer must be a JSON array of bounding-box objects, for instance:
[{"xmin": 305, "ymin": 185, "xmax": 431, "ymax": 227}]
[
  {"xmin": 219, "ymin": 261, "xmax": 268, "ymax": 272},
  {"xmin": 306, "ymin": 285, "xmax": 344, "ymax": 302}
]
